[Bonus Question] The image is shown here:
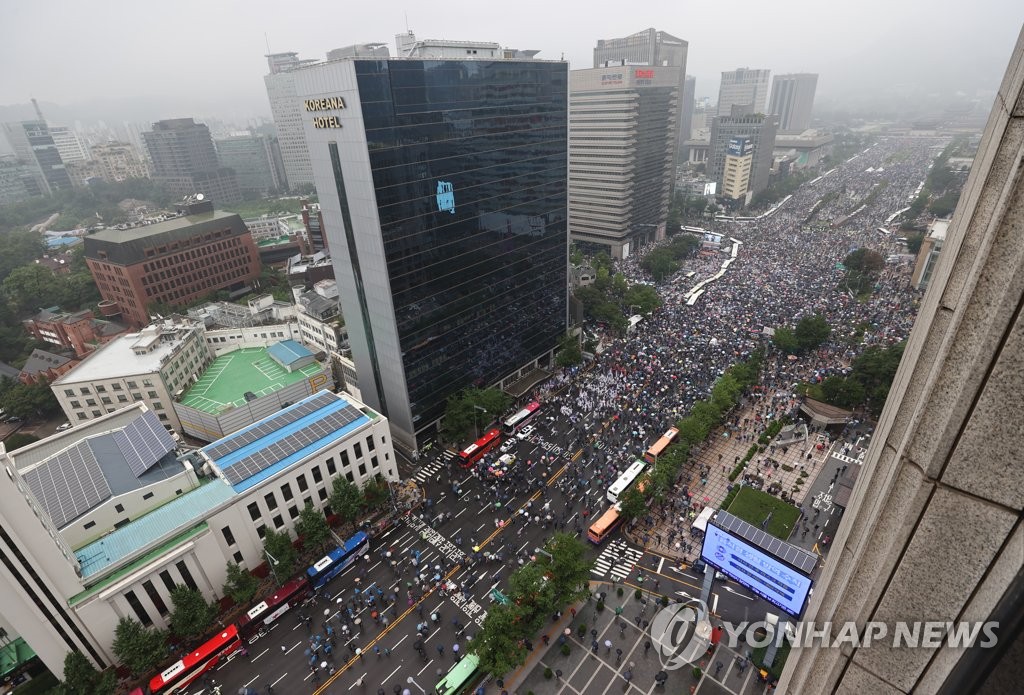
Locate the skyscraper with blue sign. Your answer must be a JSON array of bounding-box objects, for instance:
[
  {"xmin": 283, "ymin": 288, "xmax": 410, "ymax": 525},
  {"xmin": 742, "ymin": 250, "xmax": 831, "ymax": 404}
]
[{"xmin": 295, "ymin": 58, "xmax": 569, "ymax": 450}]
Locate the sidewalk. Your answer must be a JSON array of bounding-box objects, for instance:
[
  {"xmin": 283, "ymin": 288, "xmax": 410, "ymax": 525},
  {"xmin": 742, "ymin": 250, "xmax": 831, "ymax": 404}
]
[{"xmin": 624, "ymin": 395, "xmax": 832, "ymax": 564}]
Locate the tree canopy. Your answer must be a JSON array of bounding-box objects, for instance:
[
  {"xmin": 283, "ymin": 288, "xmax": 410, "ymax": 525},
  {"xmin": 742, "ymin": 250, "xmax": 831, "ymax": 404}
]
[
  {"xmin": 328, "ymin": 477, "xmax": 363, "ymax": 531},
  {"xmin": 222, "ymin": 561, "xmax": 259, "ymax": 605},
  {"xmin": 555, "ymin": 332, "xmax": 583, "ymax": 368},
  {"xmin": 296, "ymin": 501, "xmax": 332, "ymax": 551},
  {"xmin": 57, "ymin": 651, "xmax": 117, "ymax": 695},
  {"xmin": 168, "ymin": 585, "xmax": 217, "ymax": 641},
  {"xmin": 843, "ymin": 248, "xmax": 885, "ymax": 296},
  {"xmin": 440, "ymin": 387, "xmax": 511, "ymax": 444},
  {"xmin": 112, "ymin": 616, "xmax": 168, "ymax": 677},
  {"xmin": 262, "ymin": 528, "xmax": 298, "ymax": 583},
  {"xmin": 793, "ymin": 314, "xmax": 831, "ymax": 352}
]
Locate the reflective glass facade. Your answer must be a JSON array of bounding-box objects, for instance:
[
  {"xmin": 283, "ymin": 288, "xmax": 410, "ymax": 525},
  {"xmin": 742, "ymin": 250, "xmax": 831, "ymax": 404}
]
[{"xmin": 310, "ymin": 59, "xmax": 568, "ymax": 441}]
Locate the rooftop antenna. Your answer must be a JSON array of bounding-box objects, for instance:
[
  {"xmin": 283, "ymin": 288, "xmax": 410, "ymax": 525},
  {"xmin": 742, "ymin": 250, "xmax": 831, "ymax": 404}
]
[
  {"xmin": 405, "ymin": 11, "xmax": 409, "ymax": 31},
  {"xmin": 264, "ymin": 33, "xmax": 271, "ymax": 54}
]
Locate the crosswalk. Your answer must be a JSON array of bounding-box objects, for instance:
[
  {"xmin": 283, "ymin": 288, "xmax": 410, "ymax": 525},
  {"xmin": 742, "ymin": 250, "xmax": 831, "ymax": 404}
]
[
  {"xmin": 591, "ymin": 539, "xmax": 644, "ymax": 581},
  {"xmin": 413, "ymin": 450, "xmax": 456, "ymax": 482},
  {"xmin": 832, "ymin": 450, "xmax": 865, "ymax": 466}
]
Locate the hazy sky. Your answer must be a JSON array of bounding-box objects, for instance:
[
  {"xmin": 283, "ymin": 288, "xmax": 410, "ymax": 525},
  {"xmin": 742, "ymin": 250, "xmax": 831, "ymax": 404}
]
[{"xmin": 1, "ymin": 0, "xmax": 1021, "ymax": 122}]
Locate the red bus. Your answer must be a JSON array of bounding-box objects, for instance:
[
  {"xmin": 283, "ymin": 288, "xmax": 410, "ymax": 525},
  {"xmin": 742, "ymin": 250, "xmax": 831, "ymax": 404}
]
[
  {"xmin": 644, "ymin": 426, "xmax": 679, "ymax": 464},
  {"xmin": 458, "ymin": 428, "xmax": 502, "ymax": 468},
  {"xmin": 502, "ymin": 401, "xmax": 541, "ymax": 435},
  {"xmin": 145, "ymin": 625, "xmax": 241, "ymax": 694},
  {"xmin": 238, "ymin": 575, "xmax": 311, "ymax": 642}
]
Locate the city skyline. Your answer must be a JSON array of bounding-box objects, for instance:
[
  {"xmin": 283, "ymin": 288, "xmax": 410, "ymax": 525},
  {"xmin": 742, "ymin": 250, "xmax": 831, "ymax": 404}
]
[{"xmin": 0, "ymin": 0, "xmax": 1020, "ymax": 129}]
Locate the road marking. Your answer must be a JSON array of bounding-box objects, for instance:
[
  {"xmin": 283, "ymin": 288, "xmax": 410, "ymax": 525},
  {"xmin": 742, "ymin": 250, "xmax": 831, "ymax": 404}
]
[
  {"xmin": 286, "ymin": 641, "xmax": 302, "ymax": 654},
  {"xmin": 381, "ymin": 665, "xmax": 401, "ymax": 685},
  {"xmin": 453, "ymin": 508, "xmax": 467, "ymax": 519},
  {"xmin": 712, "ymin": 593, "xmax": 719, "ymax": 614},
  {"xmin": 251, "ymin": 647, "xmax": 269, "ymax": 662},
  {"xmin": 417, "ymin": 659, "xmax": 434, "ymax": 676},
  {"xmin": 657, "ymin": 557, "xmax": 664, "ymax": 574},
  {"xmin": 271, "ymin": 672, "xmax": 288, "ymax": 687},
  {"xmin": 393, "ymin": 634, "xmax": 408, "ymax": 649},
  {"xmin": 244, "ymin": 674, "xmax": 260, "ymax": 687}
]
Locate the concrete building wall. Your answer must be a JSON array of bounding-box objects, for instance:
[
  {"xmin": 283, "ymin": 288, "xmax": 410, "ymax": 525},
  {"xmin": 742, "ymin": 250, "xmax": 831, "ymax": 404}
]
[
  {"xmin": 779, "ymin": 27, "xmax": 1024, "ymax": 693},
  {"xmin": 204, "ymin": 324, "xmax": 300, "ymax": 356}
]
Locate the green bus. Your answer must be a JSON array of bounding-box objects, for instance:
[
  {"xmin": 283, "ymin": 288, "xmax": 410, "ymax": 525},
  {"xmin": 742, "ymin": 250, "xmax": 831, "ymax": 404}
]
[{"xmin": 434, "ymin": 653, "xmax": 483, "ymax": 695}]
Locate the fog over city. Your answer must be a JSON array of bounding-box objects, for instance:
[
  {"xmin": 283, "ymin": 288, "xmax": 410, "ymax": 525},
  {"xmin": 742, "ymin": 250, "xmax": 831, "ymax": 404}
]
[{"xmin": 1, "ymin": 0, "xmax": 1021, "ymax": 128}]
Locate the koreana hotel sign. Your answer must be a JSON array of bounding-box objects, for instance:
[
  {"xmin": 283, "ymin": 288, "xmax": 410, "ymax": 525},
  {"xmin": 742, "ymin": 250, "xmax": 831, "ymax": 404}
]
[{"xmin": 304, "ymin": 97, "xmax": 347, "ymax": 128}]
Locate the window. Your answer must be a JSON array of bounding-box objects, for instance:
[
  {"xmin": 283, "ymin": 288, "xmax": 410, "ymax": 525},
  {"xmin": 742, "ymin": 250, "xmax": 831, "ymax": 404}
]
[
  {"xmin": 288, "ymin": 505, "xmax": 299, "ymax": 519},
  {"xmin": 80, "ymin": 387, "xmax": 91, "ymax": 395},
  {"xmin": 273, "ymin": 514, "xmax": 284, "ymax": 529},
  {"xmin": 101, "ymin": 397, "xmax": 112, "ymax": 405},
  {"xmin": 371, "ymin": 456, "xmax": 379, "ymax": 470},
  {"xmin": 112, "ymin": 383, "xmax": 122, "ymax": 391},
  {"xmin": 114, "ymin": 518, "xmax": 131, "ymax": 529},
  {"xmin": 76, "ymin": 412, "xmax": 87, "ymax": 420},
  {"xmin": 312, "ymin": 466, "xmax": 323, "ymax": 484},
  {"xmin": 175, "ymin": 561, "xmax": 197, "ymax": 591},
  {"xmin": 358, "ymin": 463, "xmax": 367, "ymax": 477},
  {"xmin": 117, "ymin": 395, "xmax": 128, "ymax": 403},
  {"xmin": 143, "ymin": 492, "xmax": 154, "ymax": 500},
  {"xmin": 281, "ymin": 483, "xmax": 293, "ymax": 501},
  {"xmin": 127, "ymin": 381, "xmax": 138, "ymax": 389},
  {"xmin": 148, "ymin": 391, "xmax": 158, "ymax": 399},
  {"xmin": 222, "ymin": 526, "xmax": 236, "ymax": 546},
  {"xmin": 256, "ymin": 525, "xmax": 267, "ymax": 539},
  {"xmin": 318, "ymin": 488, "xmax": 328, "ymax": 501},
  {"xmin": 124, "ymin": 590, "xmax": 152, "ymax": 626},
  {"xmin": 367, "ymin": 436, "xmax": 375, "ymax": 452},
  {"xmin": 83, "ymin": 520, "xmax": 96, "ymax": 530},
  {"xmin": 233, "ymin": 551, "xmax": 244, "ymax": 564},
  {"xmin": 64, "ymin": 389, "xmax": 74, "ymax": 397},
  {"xmin": 132, "ymin": 393, "xmax": 142, "ymax": 401},
  {"xmin": 92, "ymin": 410, "xmax": 101, "ymax": 417},
  {"xmin": 86, "ymin": 399, "xmax": 97, "ymax": 407},
  {"xmin": 115, "ymin": 504, "xmax": 125, "ymax": 513},
  {"xmin": 143, "ymin": 580, "xmax": 168, "ymax": 615},
  {"xmin": 303, "ymin": 496, "xmax": 313, "ymax": 509},
  {"xmin": 143, "ymin": 380, "xmax": 153, "ymax": 387},
  {"xmin": 70, "ymin": 400, "xmax": 81, "ymax": 408},
  {"xmin": 297, "ymin": 474, "xmax": 308, "ymax": 492},
  {"xmin": 345, "ymin": 471, "xmax": 355, "ymax": 483},
  {"xmin": 326, "ymin": 457, "xmax": 337, "ymax": 475},
  {"xmin": 247, "ymin": 502, "xmax": 261, "ymax": 521},
  {"xmin": 264, "ymin": 492, "xmax": 278, "ymax": 511},
  {"xmin": 153, "ymin": 402, "xmax": 163, "ymax": 410},
  {"xmin": 96, "ymin": 385, "xmax": 106, "ymax": 393},
  {"xmin": 159, "ymin": 570, "xmax": 175, "ymax": 593},
  {"xmin": 354, "ymin": 442, "xmax": 363, "ymax": 459}
]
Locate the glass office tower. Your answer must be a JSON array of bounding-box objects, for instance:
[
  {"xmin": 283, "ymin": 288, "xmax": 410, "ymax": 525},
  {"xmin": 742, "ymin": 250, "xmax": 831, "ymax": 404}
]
[{"xmin": 297, "ymin": 59, "xmax": 569, "ymax": 449}]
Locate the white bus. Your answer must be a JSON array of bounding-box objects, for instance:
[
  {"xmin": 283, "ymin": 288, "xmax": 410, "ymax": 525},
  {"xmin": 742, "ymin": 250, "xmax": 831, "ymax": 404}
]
[{"xmin": 607, "ymin": 459, "xmax": 648, "ymax": 504}]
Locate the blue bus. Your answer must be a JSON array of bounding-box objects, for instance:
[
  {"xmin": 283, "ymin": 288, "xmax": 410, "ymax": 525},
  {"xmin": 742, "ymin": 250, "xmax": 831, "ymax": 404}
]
[{"xmin": 306, "ymin": 531, "xmax": 369, "ymax": 591}]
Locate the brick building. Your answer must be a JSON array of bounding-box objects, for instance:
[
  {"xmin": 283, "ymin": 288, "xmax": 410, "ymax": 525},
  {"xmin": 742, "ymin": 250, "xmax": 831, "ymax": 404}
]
[
  {"xmin": 22, "ymin": 308, "xmax": 129, "ymax": 358},
  {"xmin": 83, "ymin": 200, "xmax": 260, "ymax": 327}
]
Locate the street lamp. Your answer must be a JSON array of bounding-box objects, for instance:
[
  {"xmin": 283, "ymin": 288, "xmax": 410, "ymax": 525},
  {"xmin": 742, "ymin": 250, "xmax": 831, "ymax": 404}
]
[
  {"xmin": 472, "ymin": 405, "xmax": 487, "ymax": 440},
  {"xmin": 407, "ymin": 676, "xmax": 425, "ymax": 694},
  {"xmin": 264, "ymin": 549, "xmax": 281, "ymax": 585}
]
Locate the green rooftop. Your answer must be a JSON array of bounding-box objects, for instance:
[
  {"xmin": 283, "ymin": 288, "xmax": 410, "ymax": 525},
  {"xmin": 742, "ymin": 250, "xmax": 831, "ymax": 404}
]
[{"xmin": 179, "ymin": 347, "xmax": 323, "ymax": 414}]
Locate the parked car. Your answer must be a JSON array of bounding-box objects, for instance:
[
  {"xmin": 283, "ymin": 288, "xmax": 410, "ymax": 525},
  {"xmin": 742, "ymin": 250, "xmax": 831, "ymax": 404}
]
[
  {"xmin": 516, "ymin": 425, "xmax": 535, "ymax": 441},
  {"xmin": 499, "ymin": 439, "xmax": 516, "ymax": 453},
  {"xmin": 56, "ymin": 422, "xmax": 73, "ymax": 431}
]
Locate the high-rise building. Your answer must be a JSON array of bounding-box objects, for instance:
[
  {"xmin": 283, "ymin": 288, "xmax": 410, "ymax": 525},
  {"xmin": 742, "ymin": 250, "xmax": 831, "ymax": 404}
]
[
  {"xmin": 590, "ymin": 29, "xmax": 690, "ymax": 173},
  {"xmin": 48, "ymin": 125, "xmax": 89, "ymax": 163},
  {"xmin": 215, "ymin": 132, "xmax": 283, "ymax": 195},
  {"xmin": 83, "ymin": 198, "xmax": 260, "ymax": 327},
  {"xmin": 2, "ymin": 120, "xmax": 72, "ymax": 195},
  {"xmin": 143, "ymin": 118, "xmax": 240, "ymax": 204},
  {"xmin": 708, "ymin": 105, "xmax": 778, "ymax": 200},
  {"xmin": 593, "ymin": 28, "xmax": 687, "ymax": 69},
  {"xmin": 89, "ymin": 141, "xmax": 150, "ymax": 182},
  {"xmin": 678, "ymin": 75, "xmax": 697, "ymax": 162},
  {"xmin": 569, "ymin": 66, "xmax": 681, "ymax": 258},
  {"xmin": 721, "ymin": 137, "xmax": 754, "ymax": 200},
  {"xmin": 768, "ymin": 73, "xmax": 819, "ymax": 133},
  {"xmin": 0, "ymin": 154, "xmax": 34, "ymax": 204},
  {"xmin": 295, "ymin": 57, "xmax": 569, "ymax": 449},
  {"xmin": 717, "ymin": 68, "xmax": 771, "ymax": 116},
  {"xmin": 264, "ymin": 51, "xmax": 321, "ymax": 191}
]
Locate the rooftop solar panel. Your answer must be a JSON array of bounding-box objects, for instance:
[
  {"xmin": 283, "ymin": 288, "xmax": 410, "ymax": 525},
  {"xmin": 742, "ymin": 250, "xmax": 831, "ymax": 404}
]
[
  {"xmin": 112, "ymin": 412, "xmax": 177, "ymax": 477},
  {"xmin": 713, "ymin": 511, "xmax": 818, "ymax": 575},
  {"xmin": 22, "ymin": 442, "xmax": 112, "ymax": 528},
  {"xmin": 223, "ymin": 406, "xmax": 361, "ymax": 486},
  {"xmin": 205, "ymin": 391, "xmax": 339, "ymax": 460}
]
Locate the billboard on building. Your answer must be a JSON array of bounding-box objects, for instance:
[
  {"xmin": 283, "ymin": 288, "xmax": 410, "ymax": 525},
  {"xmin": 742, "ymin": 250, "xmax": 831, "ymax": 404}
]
[{"xmin": 727, "ymin": 137, "xmax": 753, "ymax": 157}]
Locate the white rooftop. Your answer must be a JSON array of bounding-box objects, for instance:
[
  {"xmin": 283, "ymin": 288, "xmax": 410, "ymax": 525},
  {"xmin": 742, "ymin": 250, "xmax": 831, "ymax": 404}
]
[
  {"xmin": 54, "ymin": 321, "xmax": 198, "ymax": 384},
  {"xmin": 929, "ymin": 218, "xmax": 950, "ymax": 241}
]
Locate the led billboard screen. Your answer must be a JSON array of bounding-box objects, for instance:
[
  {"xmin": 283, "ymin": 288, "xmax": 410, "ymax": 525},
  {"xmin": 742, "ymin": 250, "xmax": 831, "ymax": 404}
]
[{"xmin": 701, "ymin": 522, "xmax": 813, "ymax": 618}]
